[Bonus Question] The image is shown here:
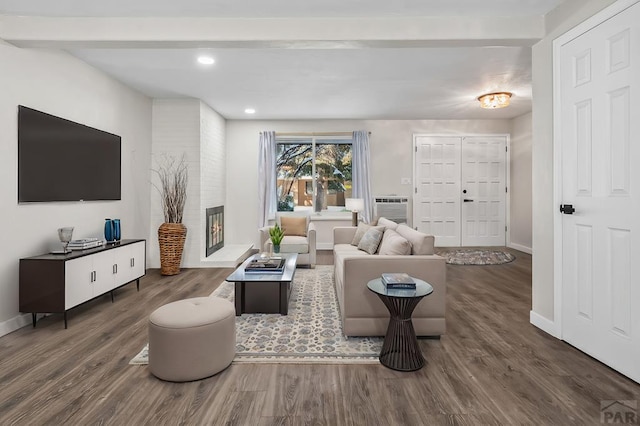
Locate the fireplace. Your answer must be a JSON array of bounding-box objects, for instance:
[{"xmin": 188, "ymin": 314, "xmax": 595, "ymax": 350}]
[{"xmin": 206, "ymin": 206, "xmax": 224, "ymax": 256}]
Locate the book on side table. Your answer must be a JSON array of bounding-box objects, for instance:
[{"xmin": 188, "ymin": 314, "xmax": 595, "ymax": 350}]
[
  {"xmin": 381, "ymin": 273, "xmax": 416, "ymax": 289},
  {"xmin": 245, "ymin": 257, "xmax": 286, "ymax": 274}
]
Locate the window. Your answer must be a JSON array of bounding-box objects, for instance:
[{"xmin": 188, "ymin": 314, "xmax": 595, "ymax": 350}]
[{"xmin": 276, "ymin": 136, "xmax": 352, "ymax": 212}]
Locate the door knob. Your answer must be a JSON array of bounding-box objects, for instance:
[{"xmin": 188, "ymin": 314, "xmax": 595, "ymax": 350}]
[{"xmin": 560, "ymin": 204, "xmax": 575, "ymax": 214}]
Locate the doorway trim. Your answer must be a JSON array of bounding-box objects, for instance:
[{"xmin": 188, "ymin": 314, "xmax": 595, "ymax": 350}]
[{"xmin": 551, "ymin": 0, "xmax": 640, "ymax": 340}]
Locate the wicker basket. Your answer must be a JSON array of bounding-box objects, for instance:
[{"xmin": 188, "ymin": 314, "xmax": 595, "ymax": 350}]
[{"xmin": 158, "ymin": 222, "xmax": 187, "ymax": 276}]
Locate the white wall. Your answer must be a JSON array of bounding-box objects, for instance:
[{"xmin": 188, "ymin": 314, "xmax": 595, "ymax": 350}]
[
  {"xmin": 226, "ymin": 119, "xmax": 512, "ymax": 248},
  {"xmin": 531, "ymin": 0, "xmax": 617, "ymax": 323},
  {"xmin": 0, "ymin": 42, "xmax": 152, "ymax": 335},
  {"xmin": 200, "ymin": 102, "xmax": 226, "ymax": 253},
  {"xmin": 509, "ymin": 112, "xmax": 532, "ymax": 253},
  {"xmin": 150, "ymin": 99, "xmax": 226, "ymax": 268},
  {"xmin": 150, "ymin": 99, "xmax": 201, "ymax": 268}
]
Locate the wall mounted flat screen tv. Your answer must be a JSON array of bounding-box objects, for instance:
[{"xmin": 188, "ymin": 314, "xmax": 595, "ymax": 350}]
[{"xmin": 18, "ymin": 106, "xmax": 121, "ymax": 202}]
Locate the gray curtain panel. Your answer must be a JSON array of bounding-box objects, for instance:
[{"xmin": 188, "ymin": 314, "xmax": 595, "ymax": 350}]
[
  {"xmin": 352, "ymin": 130, "xmax": 373, "ymax": 223},
  {"xmin": 258, "ymin": 131, "xmax": 276, "ymax": 228}
]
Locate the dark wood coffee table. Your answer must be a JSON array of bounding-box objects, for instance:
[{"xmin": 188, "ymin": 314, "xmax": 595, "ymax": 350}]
[{"xmin": 226, "ymin": 253, "xmax": 298, "ymax": 315}]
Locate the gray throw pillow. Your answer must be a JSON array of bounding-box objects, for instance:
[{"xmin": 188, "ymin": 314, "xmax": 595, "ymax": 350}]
[
  {"xmin": 351, "ymin": 223, "xmax": 379, "ymax": 246},
  {"xmin": 357, "ymin": 227, "xmax": 384, "ymax": 255}
]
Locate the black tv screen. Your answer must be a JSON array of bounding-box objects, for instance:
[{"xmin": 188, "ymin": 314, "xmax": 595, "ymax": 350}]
[{"xmin": 18, "ymin": 106, "xmax": 121, "ymax": 202}]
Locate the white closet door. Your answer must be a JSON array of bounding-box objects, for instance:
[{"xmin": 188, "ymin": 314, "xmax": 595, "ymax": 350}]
[
  {"xmin": 558, "ymin": 1, "xmax": 640, "ymax": 383},
  {"xmin": 414, "ymin": 136, "xmax": 461, "ymax": 246},
  {"xmin": 461, "ymin": 136, "xmax": 507, "ymax": 246}
]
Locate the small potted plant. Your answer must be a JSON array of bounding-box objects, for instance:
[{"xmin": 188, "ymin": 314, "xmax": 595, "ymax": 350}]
[{"xmin": 269, "ymin": 223, "xmax": 284, "ymax": 254}]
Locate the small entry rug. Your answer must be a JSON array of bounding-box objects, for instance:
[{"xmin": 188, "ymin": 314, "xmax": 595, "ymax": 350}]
[
  {"xmin": 436, "ymin": 248, "xmax": 515, "ymax": 265},
  {"xmin": 130, "ymin": 266, "xmax": 381, "ymax": 365}
]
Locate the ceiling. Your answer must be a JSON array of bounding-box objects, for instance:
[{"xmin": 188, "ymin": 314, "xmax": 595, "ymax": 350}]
[{"xmin": 0, "ymin": 0, "xmax": 565, "ymax": 120}]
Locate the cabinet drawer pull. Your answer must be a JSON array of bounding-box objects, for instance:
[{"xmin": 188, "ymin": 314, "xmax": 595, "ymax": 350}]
[
  {"xmin": 131, "ymin": 258, "xmax": 135, "ymax": 267},
  {"xmin": 113, "ymin": 264, "xmax": 118, "ymax": 274}
]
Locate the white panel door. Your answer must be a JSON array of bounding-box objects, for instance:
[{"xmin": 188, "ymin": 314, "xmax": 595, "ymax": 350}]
[
  {"xmin": 559, "ymin": 1, "xmax": 640, "ymax": 382},
  {"xmin": 461, "ymin": 136, "xmax": 507, "ymax": 246},
  {"xmin": 414, "ymin": 136, "xmax": 462, "ymax": 246}
]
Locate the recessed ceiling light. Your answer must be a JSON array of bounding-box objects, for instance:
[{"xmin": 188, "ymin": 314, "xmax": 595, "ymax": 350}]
[
  {"xmin": 197, "ymin": 56, "xmax": 215, "ymax": 65},
  {"xmin": 245, "ymin": 108, "xmax": 256, "ymax": 114}
]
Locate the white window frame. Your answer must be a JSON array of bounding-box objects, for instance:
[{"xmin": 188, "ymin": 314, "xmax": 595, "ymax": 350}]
[{"xmin": 276, "ymin": 135, "xmax": 353, "ymax": 214}]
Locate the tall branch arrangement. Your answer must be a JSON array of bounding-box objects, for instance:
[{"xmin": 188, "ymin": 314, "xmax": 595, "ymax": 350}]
[{"xmin": 153, "ymin": 154, "xmax": 188, "ymax": 223}]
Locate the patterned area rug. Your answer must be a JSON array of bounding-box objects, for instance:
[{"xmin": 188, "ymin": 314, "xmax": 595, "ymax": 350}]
[
  {"xmin": 130, "ymin": 266, "xmax": 381, "ymax": 365},
  {"xmin": 436, "ymin": 248, "xmax": 515, "ymax": 265}
]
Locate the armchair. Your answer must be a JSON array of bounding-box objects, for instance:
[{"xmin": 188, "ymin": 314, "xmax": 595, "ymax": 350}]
[{"xmin": 259, "ymin": 212, "xmax": 316, "ymax": 268}]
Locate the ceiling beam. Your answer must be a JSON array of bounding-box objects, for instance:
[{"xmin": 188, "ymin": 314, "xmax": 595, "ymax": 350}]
[{"xmin": 0, "ymin": 16, "xmax": 544, "ymax": 48}]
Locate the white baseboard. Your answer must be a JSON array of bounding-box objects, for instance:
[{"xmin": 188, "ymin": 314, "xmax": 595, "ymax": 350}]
[
  {"xmin": 0, "ymin": 313, "xmax": 32, "ymax": 338},
  {"xmin": 508, "ymin": 242, "xmax": 532, "ymax": 255},
  {"xmin": 529, "ymin": 310, "xmax": 560, "ymax": 338}
]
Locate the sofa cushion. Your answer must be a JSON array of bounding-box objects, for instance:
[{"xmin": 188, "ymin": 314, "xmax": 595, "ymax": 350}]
[
  {"xmin": 265, "ymin": 236, "xmax": 309, "ymax": 254},
  {"xmin": 357, "ymin": 227, "xmax": 384, "ymax": 255},
  {"xmin": 396, "ymin": 224, "xmax": 435, "ymax": 255},
  {"xmin": 280, "ymin": 216, "xmax": 307, "ymax": 236},
  {"xmin": 378, "ymin": 229, "xmax": 411, "ymax": 255},
  {"xmin": 377, "ymin": 217, "xmax": 399, "ymax": 231},
  {"xmin": 280, "ymin": 236, "xmax": 309, "ymax": 254},
  {"xmin": 351, "ymin": 223, "xmax": 383, "ymax": 246}
]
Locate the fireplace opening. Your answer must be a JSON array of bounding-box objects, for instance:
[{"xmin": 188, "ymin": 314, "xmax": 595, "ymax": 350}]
[{"xmin": 206, "ymin": 206, "xmax": 224, "ymax": 256}]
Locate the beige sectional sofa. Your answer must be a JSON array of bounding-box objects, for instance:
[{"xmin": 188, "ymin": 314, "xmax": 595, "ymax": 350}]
[{"xmin": 333, "ymin": 218, "xmax": 446, "ymax": 337}]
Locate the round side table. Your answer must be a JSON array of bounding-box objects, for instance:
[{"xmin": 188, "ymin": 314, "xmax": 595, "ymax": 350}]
[{"xmin": 367, "ymin": 277, "xmax": 433, "ymax": 371}]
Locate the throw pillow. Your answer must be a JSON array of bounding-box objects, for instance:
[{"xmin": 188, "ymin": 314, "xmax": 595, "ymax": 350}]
[
  {"xmin": 378, "ymin": 229, "xmax": 411, "ymax": 255},
  {"xmin": 280, "ymin": 216, "xmax": 307, "ymax": 236},
  {"xmin": 396, "ymin": 224, "xmax": 435, "ymax": 255},
  {"xmin": 351, "ymin": 222, "xmax": 371, "ymax": 246},
  {"xmin": 357, "ymin": 227, "xmax": 384, "ymax": 255},
  {"xmin": 377, "ymin": 217, "xmax": 399, "ymax": 231}
]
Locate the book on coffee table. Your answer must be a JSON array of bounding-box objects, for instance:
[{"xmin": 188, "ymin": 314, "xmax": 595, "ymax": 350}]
[
  {"xmin": 381, "ymin": 273, "xmax": 416, "ymax": 289},
  {"xmin": 245, "ymin": 258, "xmax": 286, "ymax": 273}
]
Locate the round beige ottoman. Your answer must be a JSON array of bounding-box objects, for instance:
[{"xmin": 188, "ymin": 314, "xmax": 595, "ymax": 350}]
[{"xmin": 148, "ymin": 296, "xmax": 235, "ymax": 382}]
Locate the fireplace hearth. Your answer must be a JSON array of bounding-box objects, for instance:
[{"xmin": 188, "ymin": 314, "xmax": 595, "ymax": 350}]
[{"xmin": 206, "ymin": 206, "xmax": 224, "ymax": 256}]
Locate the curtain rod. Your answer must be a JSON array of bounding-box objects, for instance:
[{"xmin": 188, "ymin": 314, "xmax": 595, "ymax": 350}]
[{"xmin": 260, "ymin": 131, "xmax": 371, "ymax": 136}]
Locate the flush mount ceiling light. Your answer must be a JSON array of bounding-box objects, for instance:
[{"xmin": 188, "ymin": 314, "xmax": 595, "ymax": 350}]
[
  {"xmin": 197, "ymin": 55, "xmax": 215, "ymax": 65},
  {"xmin": 244, "ymin": 108, "xmax": 256, "ymax": 114},
  {"xmin": 477, "ymin": 92, "xmax": 513, "ymax": 109}
]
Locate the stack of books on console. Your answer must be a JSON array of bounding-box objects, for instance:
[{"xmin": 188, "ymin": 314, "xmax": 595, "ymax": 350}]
[
  {"xmin": 67, "ymin": 238, "xmax": 105, "ymax": 250},
  {"xmin": 381, "ymin": 273, "xmax": 416, "ymax": 289},
  {"xmin": 245, "ymin": 257, "xmax": 285, "ymax": 274}
]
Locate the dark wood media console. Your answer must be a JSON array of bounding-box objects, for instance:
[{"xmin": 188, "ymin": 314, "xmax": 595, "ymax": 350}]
[{"xmin": 19, "ymin": 239, "xmax": 146, "ymax": 328}]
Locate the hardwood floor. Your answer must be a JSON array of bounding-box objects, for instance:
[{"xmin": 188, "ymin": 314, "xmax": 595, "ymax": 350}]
[{"xmin": 1, "ymin": 249, "xmax": 639, "ymax": 425}]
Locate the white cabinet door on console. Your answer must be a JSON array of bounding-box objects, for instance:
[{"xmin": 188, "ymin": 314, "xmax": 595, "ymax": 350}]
[
  {"xmin": 114, "ymin": 241, "xmax": 145, "ymax": 285},
  {"xmin": 128, "ymin": 242, "xmax": 146, "ymax": 284},
  {"xmin": 65, "ymin": 256, "xmax": 94, "ymax": 310},
  {"xmin": 92, "ymin": 250, "xmax": 116, "ymax": 296}
]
